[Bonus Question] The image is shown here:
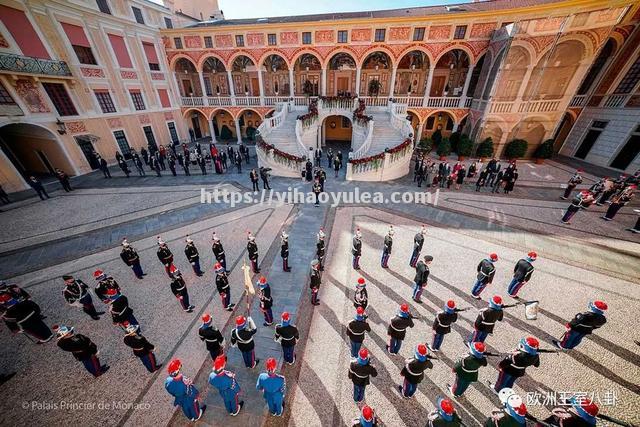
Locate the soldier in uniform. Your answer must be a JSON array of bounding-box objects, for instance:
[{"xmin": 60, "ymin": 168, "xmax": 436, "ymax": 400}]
[
  {"xmin": 413, "ymin": 255, "xmax": 433, "ymax": 303},
  {"xmin": 54, "ymin": 325, "xmax": 107, "ymax": 377},
  {"xmin": 256, "ymin": 357, "xmax": 286, "ymax": 416},
  {"xmin": 543, "ymin": 398, "xmax": 599, "ymax": 427},
  {"xmin": 165, "ymin": 359, "xmax": 206, "ymax": 421},
  {"xmin": 353, "ymin": 277, "xmax": 368, "ymax": 311},
  {"xmin": 230, "ymin": 315, "xmax": 259, "ymax": 368},
  {"xmin": 450, "ymin": 342, "xmax": 489, "ymax": 397},
  {"xmin": 484, "ymin": 388, "xmax": 527, "ymax": 426},
  {"xmin": 215, "ymin": 262, "xmax": 235, "ymax": 311},
  {"xmin": 561, "ymin": 170, "xmax": 583, "ymax": 200},
  {"xmin": 275, "ymin": 312, "xmax": 299, "ymax": 364},
  {"xmin": 506, "ymin": 251, "xmax": 536, "ymax": 298},
  {"xmin": 211, "ymin": 232, "xmax": 228, "ymax": 272},
  {"xmin": 351, "ymin": 228, "xmax": 362, "ymax": 270},
  {"xmin": 553, "ymin": 301, "xmax": 607, "ymax": 350},
  {"xmin": 347, "ymin": 306, "xmax": 371, "ymax": 358},
  {"xmin": 209, "ymin": 355, "xmax": 243, "ymax": 416},
  {"xmin": 280, "ymin": 231, "xmax": 291, "ymax": 272},
  {"xmin": 493, "ymin": 337, "xmax": 541, "ymax": 392},
  {"xmin": 471, "ymin": 253, "xmax": 498, "ymax": 298},
  {"xmin": 169, "ymin": 267, "xmax": 195, "ymax": 312},
  {"xmin": 120, "ymin": 238, "xmax": 145, "ymax": 279},
  {"xmin": 258, "ymin": 276, "xmax": 274, "ymax": 326},
  {"xmin": 352, "ymin": 405, "xmax": 378, "ymax": 427},
  {"xmin": 1, "ymin": 293, "xmax": 52, "ymax": 343},
  {"xmin": 247, "ymin": 232, "xmax": 260, "ymax": 274},
  {"xmin": 199, "ymin": 313, "xmax": 224, "ymax": 359},
  {"xmin": 184, "ymin": 236, "xmax": 204, "ymax": 276},
  {"xmin": 427, "ymin": 398, "xmax": 462, "ymax": 426},
  {"xmin": 157, "ymin": 237, "xmax": 176, "ymax": 277},
  {"xmin": 430, "ymin": 300, "xmax": 464, "ymax": 351},
  {"xmin": 381, "ymin": 226, "xmax": 394, "ymax": 268},
  {"xmin": 93, "ymin": 269, "xmax": 121, "ymax": 304},
  {"xmin": 62, "ymin": 275, "xmax": 100, "ymax": 320},
  {"xmin": 316, "ymin": 229, "xmax": 326, "ymax": 271},
  {"xmin": 0, "ymin": 280, "xmax": 30, "ymax": 304},
  {"xmin": 123, "ymin": 323, "xmax": 160, "ymax": 373},
  {"xmin": 387, "ymin": 303, "xmax": 415, "ymax": 354},
  {"xmin": 348, "ymin": 348, "xmax": 378, "ymax": 403},
  {"xmin": 469, "ymin": 295, "xmax": 505, "ymax": 343},
  {"xmin": 310, "ymin": 260, "xmax": 321, "ymax": 306},
  {"xmin": 106, "ymin": 288, "xmax": 140, "ymax": 331},
  {"xmin": 398, "ymin": 343, "xmax": 433, "ymax": 398},
  {"xmin": 410, "ymin": 226, "xmax": 427, "ymax": 267}
]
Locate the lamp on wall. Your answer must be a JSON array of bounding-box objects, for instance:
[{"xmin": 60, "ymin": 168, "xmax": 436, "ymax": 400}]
[
  {"xmin": 56, "ymin": 119, "xmax": 67, "ymax": 135},
  {"xmin": 437, "ymin": 113, "xmax": 442, "ymax": 121}
]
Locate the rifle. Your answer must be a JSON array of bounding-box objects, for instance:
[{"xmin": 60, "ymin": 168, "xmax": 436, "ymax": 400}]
[
  {"xmin": 454, "ymin": 308, "xmax": 471, "ymax": 312},
  {"xmin": 484, "ymin": 352, "xmax": 502, "ymax": 357},
  {"xmin": 537, "ymin": 348, "xmax": 560, "ymax": 354},
  {"xmin": 502, "ymin": 302, "xmax": 525, "ymax": 309}
]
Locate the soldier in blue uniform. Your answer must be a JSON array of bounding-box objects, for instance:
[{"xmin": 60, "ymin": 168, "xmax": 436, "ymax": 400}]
[
  {"xmin": 123, "ymin": 323, "xmax": 160, "ymax": 372},
  {"xmin": 410, "ymin": 226, "xmax": 426, "ymax": 267},
  {"xmin": 62, "ymin": 275, "xmax": 100, "ymax": 320},
  {"xmin": 169, "ymin": 267, "xmax": 195, "ymax": 312},
  {"xmin": 484, "ymin": 388, "xmax": 527, "ymax": 426},
  {"xmin": 120, "ymin": 238, "xmax": 145, "ymax": 279},
  {"xmin": 430, "ymin": 300, "xmax": 464, "ymax": 351},
  {"xmin": 247, "ymin": 232, "xmax": 260, "ymax": 273},
  {"xmin": 199, "ymin": 313, "xmax": 224, "ymax": 359},
  {"xmin": 184, "ymin": 236, "xmax": 204, "ymax": 276},
  {"xmin": 280, "ymin": 231, "xmax": 291, "ymax": 272},
  {"xmin": 316, "ymin": 228, "xmax": 326, "ymax": 271},
  {"xmin": 353, "ymin": 277, "xmax": 368, "ymax": 311},
  {"xmin": 399, "ymin": 343, "xmax": 433, "ymax": 398},
  {"xmin": 507, "ymin": 251, "xmax": 536, "ymax": 297},
  {"xmin": 93, "ymin": 269, "xmax": 120, "ymax": 304},
  {"xmin": 387, "ymin": 303, "xmax": 415, "ymax": 354},
  {"xmin": 211, "ymin": 232, "xmax": 228, "ymax": 272},
  {"xmin": 310, "ymin": 260, "xmax": 321, "ymax": 306},
  {"xmin": 274, "ymin": 312, "xmax": 299, "ymax": 364},
  {"xmin": 471, "ymin": 253, "xmax": 498, "ymax": 298},
  {"xmin": 258, "ymin": 276, "xmax": 274, "ymax": 326},
  {"xmin": 469, "ymin": 295, "xmax": 505, "ymax": 343},
  {"xmin": 553, "ymin": 300, "xmax": 607, "ymax": 350},
  {"xmin": 347, "ymin": 306, "xmax": 371, "ymax": 358},
  {"xmin": 348, "ymin": 348, "xmax": 378, "ymax": 402},
  {"xmin": 493, "ymin": 337, "xmax": 540, "ymax": 392},
  {"xmin": 256, "ymin": 357, "xmax": 286, "ymax": 416},
  {"xmin": 54, "ymin": 324, "xmax": 107, "ymax": 377},
  {"xmin": 352, "ymin": 405, "xmax": 378, "ymax": 427},
  {"xmin": 106, "ymin": 288, "xmax": 140, "ymax": 331},
  {"xmin": 381, "ymin": 225, "xmax": 394, "ymax": 268},
  {"xmin": 427, "ymin": 398, "xmax": 462, "ymax": 426},
  {"xmin": 450, "ymin": 342, "xmax": 489, "ymax": 397},
  {"xmin": 214, "ymin": 262, "xmax": 235, "ymax": 311},
  {"xmin": 165, "ymin": 359, "xmax": 205, "ymax": 421},
  {"xmin": 352, "ymin": 228, "xmax": 362, "ymax": 270},
  {"xmin": 231, "ymin": 315, "xmax": 259, "ymax": 368},
  {"xmin": 157, "ymin": 237, "xmax": 176, "ymax": 278},
  {"xmin": 209, "ymin": 355, "xmax": 243, "ymax": 416},
  {"xmin": 413, "ymin": 255, "xmax": 433, "ymax": 303}
]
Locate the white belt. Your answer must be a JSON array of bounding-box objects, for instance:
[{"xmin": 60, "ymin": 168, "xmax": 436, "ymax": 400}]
[
  {"xmin": 205, "ymin": 338, "xmax": 220, "ymax": 343},
  {"xmin": 390, "ymin": 325, "xmax": 406, "ymax": 332},
  {"xmin": 348, "ymin": 327, "xmax": 365, "ymax": 336},
  {"xmin": 404, "ymin": 364, "xmax": 421, "ymax": 376},
  {"xmin": 280, "ymin": 336, "xmax": 295, "ymax": 341},
  {"xmin": 234, "ymin": 334, "xmax": 253, "ymax": 344},
  {"xmin": 461, "ymin": 365, "xmax": 478, "ymax": 373},
  {"xmin": 349, "ymin": 369, "xmax": 368, "ymax": 379}
]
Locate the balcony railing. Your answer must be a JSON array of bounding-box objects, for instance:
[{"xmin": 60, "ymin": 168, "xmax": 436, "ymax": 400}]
[
  {"xmin": 569, "ymin": 94, "xmax": 588, "ymax": 107},
  {"xmin": 518, "ymin": 99, "xmax": 561, "ymax": 113},
  {"xmin": 489, "ymin": 101, "xmax": 514, "ymax": 113},
  {"xmin": 0, "ymin": 53, "xmax": 71, "ymax": 77},
  {"xmin": 601, "ymin": 94, "xmax": 629, "ymax": 108}
]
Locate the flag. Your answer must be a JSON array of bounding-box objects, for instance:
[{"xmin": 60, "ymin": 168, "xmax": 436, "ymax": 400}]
[{"xmin": 242, "ymin": 259, "xmax": 255, "ymax": 295}]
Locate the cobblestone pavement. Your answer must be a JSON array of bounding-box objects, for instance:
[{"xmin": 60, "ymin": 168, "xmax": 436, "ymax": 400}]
[{"xmin": 0, "ymin": 153, "xmax": 638, "ymax": 427}]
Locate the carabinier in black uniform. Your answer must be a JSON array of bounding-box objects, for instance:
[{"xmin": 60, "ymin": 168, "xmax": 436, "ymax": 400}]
[
  {"xmin": 349, "ymin": 348, "xmax": 378, "ymax": 402},
  {"xmin": 62, "ymin": 275, "xmax": 100, "ymax": 320},
  {"xmin": 347, "ymin": 307, "xmax": 371, "ymax": 358},
  {"xmin": 184, "ymin": 236, "xmax": 204, "ymax": 276},
  {"xmin": 352, "ymin": 228, "xmax": 362, "ymax": 270},
  {"xmin": 553, "ymin": 300, "xmax": 607, "ymax": 350},
  {"xmin": 469, "ymin": 295, "xmax": 505, "ymax": 344},
  {"xmin": 211, "ymin": 232, "xmax": 228, "ymax": 272},
  {"xmin": 410, "ymin": 226, "xmax": 426, "ymax": 267},
  {"xmin": 316, "ymin": 229, "xmax": 326, "ymax": 271},
  {"xmin": 157, "ymin": 237, "xmax": 176, "ymax": 277},
  {"xmin": 247, "ymin": 232, "xmax": 260, "ymax": 274},
  {"xmin": 170, "ymin": 268, "xmax": 195, "ymax": 312},
  {"xmin": 123, "ymin": 324, "xmax": 159, "ymax": 373},
  {"xmin": 280, "ymin": 231, "xmax": 291, "ymax": 272},
  {"xmin": 93, "ymin": 269, "xmax": 121, "ymax": 304},
  {"xmin": 399, "ymin": 343, "xmax": 433, "ymax": 398},
  {"xmin": 106, "ymin": 289, "xmax": 139, "ymax": 331},
  {"xmin": 506, "ymin": 252, "xmax": 536, "ymax": 298},
  {"xmin": 230, "ymin": 316, "xmax": 259, "ymax": 368},
  {"xmin": 199, "ymin": 313, "xmax": 224, "ymax": 359},
  {"xmin": 0, "ymin": 281, "xmax": 31, "ymax": 318},
  {"xmin": 310, "ymin": 260, "xmax": 321, "ymax": 306},
  {"xmin": 493, "ymin": 337, "xmax": 541, "ymax": 392},
  {"xmin": 120, "ymin": 238, "xmax": 145, "ymax": 279},
  {"xmin": 386, "ymin": 304, "xmax": 415, "ymax": 354},
  {"xmin": 274, "ymin": 311, "xmax": 299, "ymax": 364},
  {"xmin": 54, "ymin": 325, "xmax": 107, "ymax": 377},
  {"xmin": 381, "ymin": 225, "xmax": 394, "ymax": 268},
  {"xmin": 215, "ymin": 264, "xmax": 234, "ymax": 311},
  {"xmin": 543, "ymin": 399, "xmax": 600, "ymax": 427},
  {"xmin": 430, "ymin": 300, "xmax": 463, "ymax": 351},
  {"xmin": 1, "ymin": 293, "xmax": 52, "ymax": 343}
]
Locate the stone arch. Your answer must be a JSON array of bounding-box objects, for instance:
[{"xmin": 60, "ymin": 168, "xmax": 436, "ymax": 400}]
[
  {"xmin": 237, "ymin": 108, "xmax": 263, "ymax": 141},
  {"xmin": 327, "ymin": 51, "xmax": 358, "ymax": 96},
  {"xmin": 434, "ymin": 46, "xmax": 473, "ymax": 66},
  {"xmin": 170, "ymin": 54, "xmax": 198, "ymax": 71},
  {"xmin": 257, "ymin": 50, "xmax": 292, "ymax": 69},
  {"xmin": 423, "ymin": 110, "xmax": 456, "ymax": 138},
  {"xmin": 230, "ymin": 55, "xmax": 258, "ymax": 96},
  {"xmin": 396, "ymin": 50, "xmax": 431, "ymax": 96},
  {"xmin": 294, "ymin": 52, "xmax": 322, "ymax": 96},
  {"xmin": 397, "ymin": 46, "xmax": 435, "ymax": 69},
  {"xmin": 290, "ymin": 50, "xmax": 323, "ymax": 68},
  {"xmin": 207, "ymin": 108, "xmax": 234, "ymax": 121},
  {"xmin": 174, "ymin": 58, "xmax": 203, "ymax": 97},
  {"xmin": 360, "ymin": 51, "xmax": 393, "ymax": 97},
  {"xmin": 431, "ymin": 49, "xmax": 471, "ymax": 97},
  {"xmin": 197, "ymin": 53, "xmax": 227, "ymax": 72},
  {"xmin": 358, "ymin": 47, "xmax": 396, "ymax": 69},
  {"xmin": 182, "ymin": 107, "xmax": 207, "ymax": 119},
  {"xmin": 576, "ymin": 38, "xmax": 617, "ymax": 95},
  {"xmin": 260, "ymin": 54, "xmax": 290, "ymax": 96},
  {"xmin": 493, "ymin": 45, "xmax": 532, "ymax": 101},
  {"xmin": 322, "ymin": 49, "xmax": 358, "ymax": 69}
]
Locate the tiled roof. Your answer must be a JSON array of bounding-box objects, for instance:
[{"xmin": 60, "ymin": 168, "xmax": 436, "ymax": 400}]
[{"xmin": 188, "ymin": 0, "xmax": 568, "ymax": 27}]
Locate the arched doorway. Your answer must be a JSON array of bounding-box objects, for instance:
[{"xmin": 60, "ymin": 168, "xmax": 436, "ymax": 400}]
[
  {"xmin": 0, "ymin": 123, "xmax": 76, "ymax": 181},
  {"xmin": 211, "ymin": 109, "xmax": 234, "ymax": 141},
  {"xmin": 231, "ymin": 55, "xmax": 259, "ymax": 96},
  {"xmin": 524, "ymin": 40, "xmax": 586, "ymax": 100},
  {"xmin": 360, "ymin": 51, "xmax": 392, "ymax": 97},
  {"xmin": 261, "ymin": 54, "xmax": 289, "ymax": 96},
  {"xmin": 201, "ymin": 56, "xmax": 228, "ymax": 96},
  {"xmin": 328, "ymin": 52, "xmax": 357, "ymax": 96},
  {"xmin": 423, "ymin": 111, "xmax": 455, "ymax": 138},
  {"xmin": 321, "ymin": 115, "xmax": 352, "ymax": 170},
  {"xmin": 493, "ymin": 46, "xmax": 531, "ymax": 101},
  {"xmin": 396, "ymin": 50, "xmax": 430, "ymax": 96},
  {"xmin": 432, "ymin": 49, "xmax": 470, "ymax": 97},
  {"xmin": 293, "ymin": 53, "xmax": 321, "ymax": 96},
  {"xmin": 185, "ymin": 109, "xmax": 209, "ymax": 140},
  {"xmin": 174, "ymin": 58, "xmax": 202, "ymax": 97},
  {"xmin": 238, "ymin": 109, "xmax": 262, "ymax": 142}
]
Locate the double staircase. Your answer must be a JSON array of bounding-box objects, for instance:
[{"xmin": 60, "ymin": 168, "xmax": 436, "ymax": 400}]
[{"xmin": 256, "ymin": 98, "xmax": 414, "ymax": 181}]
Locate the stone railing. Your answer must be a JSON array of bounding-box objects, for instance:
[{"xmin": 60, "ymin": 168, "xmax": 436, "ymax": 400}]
[
  {"xmin": 388, "ymin": 102, "xmax": 414, "ymax": 141},
  {"xmin": 255, "ymin": 137, "xmax": 304, "ymax": 178},
  {"xmin": 0, "ymin": 53, "xmax": 71, "ymax": 77},
  {"xmin": 347, "ymin": 138, "xmax": 413, "ymax": 181},
  {"xmin": 352, "ymin": 120, "xmax": 375, "ymax": 158},
  {"xmin": 359, "ymin": 96, "xmax": 390, "ymax": 107},
  {"xmin": 489, "ymin": 101, "xmax": 515, "ymax": 113},
  {"xmin": 601, "ymin": 94, "xmax": 630, "ymax": 108},
  {"xmin": 257, "ymin": 101, "xmax": 290, "ymax": 139},
  {"xmin": 318, "ymin": 96, "xmax": 357, "ymax": 112},
  {"xmin": 518, "ymin": 99, "xmax": 561, "ymax": 113},
  {"xmin": 207, "ymin": 96, "xmax": 233, "ymax": 106},
  {"xmin": 569, "ymin": 94, "xmax": 588, "ymax": 107},
  {"xmin": 181, "ymin": 96, "xmax": 205, "ymax": 107}
]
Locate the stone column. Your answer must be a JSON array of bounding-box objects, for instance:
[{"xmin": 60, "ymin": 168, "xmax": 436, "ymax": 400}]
[
  {"xmin": 210, "ymin": 120, "xmax": 217, "ymax": 143},
  {"xmin": 423, "ymin": 65, "xmax": 435, "ymax": 106},
  {"xmin": 288, "ymin": 68, "xmax": 295, "ymax": 97},
  {"xmin": 415, "ymin": 124, "xmax": 423, "ymax": 143},
  {"xmin": 389, "ymin": 67, "xmax": 398, "ymax": 98},
  {"xmin": 461, "ymin": 65, "xmax": 475, "ymax": 106},
  {"xmin": 257, "ymin": 69, "xmax": 265, "ymax": 105},
  {"xmin": 198, "ymin": 72, "xmax": 208, "ymax": 104},
  {"xmin": 321, "ymin": 68, "xmax": 327, "ymax": 96},
  {"xmin": 227, "ymin": 70, "xmax": 236, "ymax": 105},
  {"xmin": 355, "ymin": 67, "xmax": 362, "ymax": 96},
  {"xmin": 235, "ymin": 117, "xmax": 243, "ymax": 144}
]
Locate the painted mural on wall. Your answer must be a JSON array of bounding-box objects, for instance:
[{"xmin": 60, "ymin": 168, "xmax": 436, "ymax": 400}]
[{"xmin": 14, "ymin": 79, "xmax": 50, "ymax": 113}]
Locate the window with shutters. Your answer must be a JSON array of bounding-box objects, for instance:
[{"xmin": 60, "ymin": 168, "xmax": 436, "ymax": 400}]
[
  {"xmin": 413, "ymin": 27, "xmax": 425, "ymax": 41},
  {"xmin": 235, "ymin": 35, "xmax": 244, "ymax": 47},
  {"xmin": 302, "ymin": 32, "xmax": 312, "ymax": 44},
  {"xmin": 73, "ymin": 46, "xmax": 97, "ymax": 65},
  {"xmin": 142, "ymin": 42, "xmax": 160, "ymax": 71},
  {"xmin": 94, "ymin": 90, "xmax": 116, "ymax": 113},
  {"xmin": 167, "ymin": 122, "xmax": 179, "ymax": 143},
  {"xmin": 96, "ymin": 0, "xmax": 111, "ymax": 14},
  {"xmin": 454, "ymin": 25, "xmax": 467, "ymax": 39},
  {"xmin": 337, "ymin": 31, "xmax": 348, "ymax": 43},
  {"xmin": 42, "ymin": 83, "xmax": 78, "ymax": 116},
  {"xmin": 268, "ymin": 34, "xmax": 277, "ymax": 46},
  {"xmin": 614, "ymin": 57, "xmax": 640, "ymax": 94},
  {"xmin": 132, "ymin": 7, "xmax": 144, "ymax": 24},
  {"xmin": 174, "ymin": 38, "xmax": 183, "ymax": 49},
  {"xmin": 164, "ymin": 17, "xmax": 173, "ymax": 29},
  {"xmin": 374, "ymin": 29, "xmax": 385, "ymax": 42},
  {"xmin": 204, "ymin": 36, "xmax": 213, "ymax": 48},
  {"xmin": 113, "ymin": 130, "xmax": 131, "ymax": 155},
  {"xmin": 130, "ymin": 90, "xmax": 146, "ymax": 110},
  {"xmin": 143, "ymin": 125, "xmax": 157, "ymax": 150}
]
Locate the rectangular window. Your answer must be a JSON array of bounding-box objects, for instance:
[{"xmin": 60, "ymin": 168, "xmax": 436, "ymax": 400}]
[
  {"xmin": 610, "ymin": 130, "xmax": 640, "ymax": 170},
  {"xmin": 592, "ymin": 121, "xmax": 608, "ymax": 129},
  {"xmin": 0, "ymin": 5, "xmax": 50, "ymax": 59},
  {"xmin": 413, "ymin": 27, "xmax": 425, "ymax": 41},
  {"xmin": 614, "ymin": 57, "xmax": 640, "ymax": 94},
  {"xmin": 142, "ymin": 42, "xmax": 160, "ymax": 71},
  {"xmin": 235, "ymin": 35, "xmax": 244, "ymax": 47},
  {"xmin": 143, "ymin": 125, "xmax": 158, "ymax": 150},
  {"xmin": 132, "ymin": 7, "xmax": 144, "ymax": 24},
  {"xmin": 73, "ymin": 46, "xmax": 97, "ymax": 65},
  {"xmin": 96, "ymin": 0, "xmax": 111, "ymax": 14},
  {"xmin": 94, "ymin": 90, "xmax": 116, "ymax": 113},
  {"xmin": 157, "ymin": 89, "xmax": 171, "ymax": 108},
  {"xmin": 42, "ymin": 83, "xmax": 78, "ymax": 116},
  {"xmin": 374, "ymin": 29, "xmax": 386, "ymax": 42},
  {"xmin": 174, "ymin": 37, "xmax": 183, "ymax": 49},
  {"xmin": 167, "ymin": 122, "xmax": 179, "ymax": 143},
  {"xmin": 0, "ymin": 83, "xmax": 16, "ymax": 105},
  {"xmin": 302, "ymin": 32, "xmax": 312, "ymax": 44},
  {"xmin": 130, "ymin": 90, "xmax": 146, "ymax": 110},
  {"xmin": 61, "ymin": 23, "xmax": 97, "ymax": 65},
  {"xmin": 268, "ymin": 34, "xmax": 277, "ymax": 46},
  {"xmin": 454, "ymin": 25, "xmax": 467, "ymax": 40},
  {"xmin": 204, "ymin": 36, "xmax": 213, "ymax": 48},
  {"xmin": 203, "ymin": 78, "xmax": 213, "ymax": 96},
  {"xmin": 337, "ymin": 30, "xmax": 348, "ymax": 43},
  {"xmin": 575, "ymin": 121, "xmax": 608, "ymax": 159},
  {"xmin": 113, "ymin": 130, "xmax": 131, "ymax": 155},
  {"xmin": 108, "ymin": 34, "xmax": 133, "ymax": 68},
  {"xmin": 164, "ymin": 17, "xmax": 173, "ymax": 29}
]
